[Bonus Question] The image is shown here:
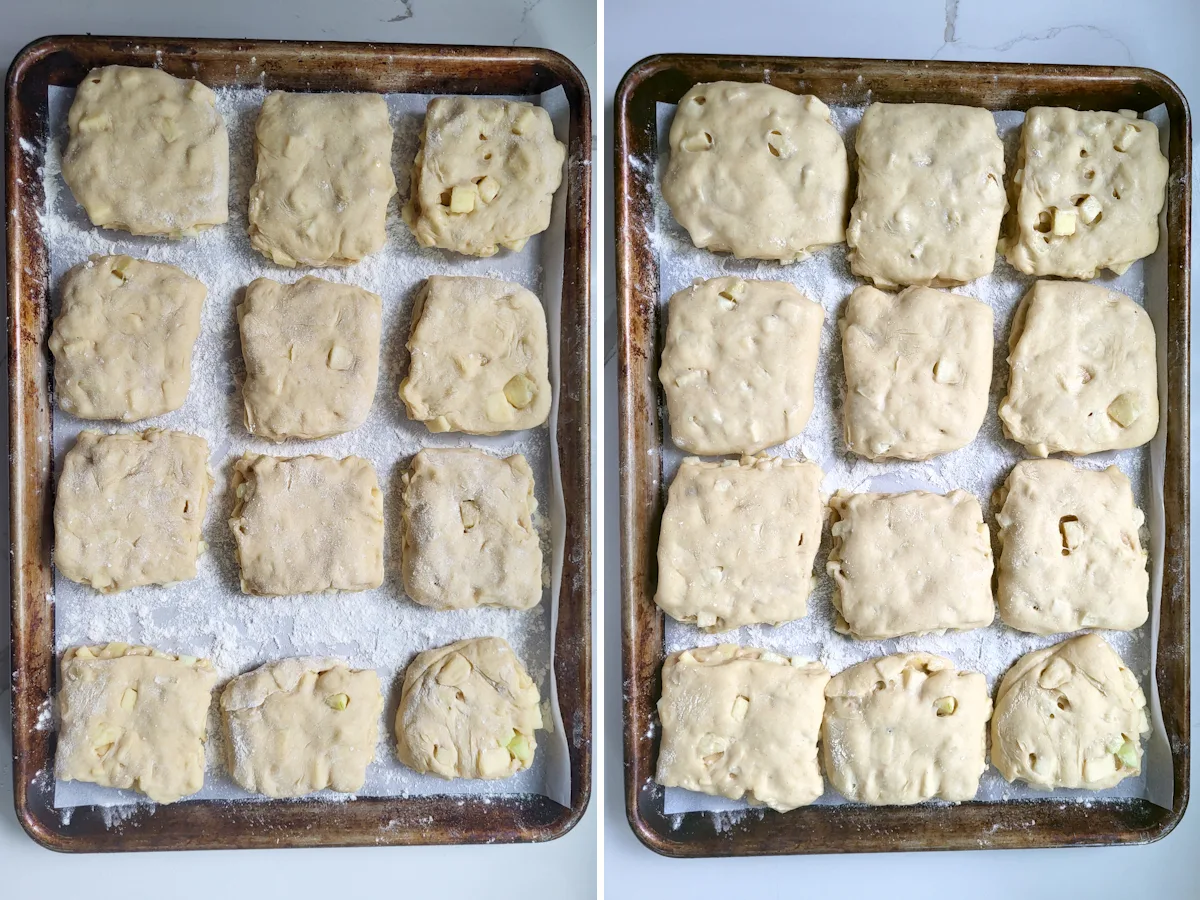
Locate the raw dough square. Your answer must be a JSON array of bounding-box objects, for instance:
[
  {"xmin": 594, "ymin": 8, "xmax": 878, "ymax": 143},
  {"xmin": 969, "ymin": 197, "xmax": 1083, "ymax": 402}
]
[
  {"xmin": 840, "ymin": 285, "xmax": 993, "ymax": 460},
  {"xmin": 846, "ymin": 103, "xmax": 1006, "ymax": 287},
  {"xmin": 1005, "ymin": 107, "xmax": 1168, "ymax": 279},
  {"xmin": 248, "ymin": 91, "xmax": 396, "ymax": 267},
  {"xmin": 822, "ymin": 653, "xmax": 991, "ymax": 805},
  {"xmin": 56, "ymin": 642, "xmax": 218, "ymax": 804},
  {"xmin": 656, "ymin": 645, "xmax": 831, "ymax": 812},
  {"xmin": 401, "ymin": 448, "xmax": 542, "ymax": 611},
  {"xmin": 229, "ymin": 453, "xmax": 384, "ymax": 595},
  {"xmin": 220, "ymin": 657, "xmax": 383, "ymax": 798},
  {"xmin": 662, "ymin": 81, "xmax": 849, "ymax": 262},
  {"xmin": 238, "ymin": 275, "xmax": 383, "ymax": 441},
  {"xmin": 399, "ymin": 276, "xmax": 551, "ymax": 434},
  {"xmin": 659, "ymin": 276, "xmax": 824, "ymax": 455},
  {"xmin": 999, "ymin": 280, "xmax": 1159, "ymax": 456},
  {"xmin": 54, "ymin": 429, "xmax": 212, "ymax": 592},
  {"xmin": 827, "ymin": 489, "xmax": 994, "ymax": 640},
  {"xmin": 61, "ymin": 65, "xmax": 229, "ymax": 237},
  {"xmin": 403, "ymin": 96, "xmax": 565, "ymax": 257},
  {"xmin": 50, "ymin": 254, "xmax": 207, "ymax": 422},
  {"xmin": 995, "ymin": 459, "xmax": 1148, "ymax": 634},
  {"xmin": 655, "ymin": 455, "xmax": 824, "ymax": 632}
]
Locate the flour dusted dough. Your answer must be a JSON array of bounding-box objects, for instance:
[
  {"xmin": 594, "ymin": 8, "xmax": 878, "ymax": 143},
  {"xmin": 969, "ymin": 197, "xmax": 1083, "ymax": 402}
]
[
  {"xmin": 822, "ymin": 653, "xmax": 991, "ymax": 805},
  {"xmin": 401, "ymin": 449, "xmax": 541, "ymax": 611},
  {"xmin": 827, "ymin": 490, "xmax": 994, "ymax": 640},
  {"xmin": 55, "ymin": 430, "xmax": 212, "ymax": 592},
  {"xmin": 61, "ymin": 66, "xmax": 229, "ymax": 237},
  {"xmin": 656, "ymin": 645, "xmax": 830, "ymax": 812},
  {"xmin": 50, "ymin": 254, "xmax": 206, "ymax": 421},
  {"xmin": 1005, "ymin": 107, "xmax": 1168, "ymax": 279},
  {"xmin": 220, "ymin": 657, "xmax": 382, "ymax": 798},
  {"xmin": 992, "ymin": 634, "xmax": 1150, "ymax": 790},
  {"xmin": 229, "ymin": 453, "xmax": 384, "ymax": 595},
  {"xmin": 399, "ymin": 276, "xmax": 551, "ymax": 434},
  {"xmin": 662, "ymin": 81, "xmax": 849, "ymax": 262},
  {"xmin": 396, "ymin": 637, "xmax": 542, "ymax": 780},
  {"xmin": 999, "ymin": 280, "xmax": 1158, "ymax": 456},
  {"xmin": 403, "ymin": 97, "xmax": 565, "ymax": 257},
  {"xmin": 995, "ymin": 460, "xmax": 1149, "ymax": 634},
  {"xmin": 655, "ymin": 455, "xmax": 823, "ymax": 631},
  {"xmin": 659, "ymin": 277, "xmax": 824, "ymax": 455},
  {"xmin": 238, "ymin": 276, "xmax": 383, "ymax": 441},
  {"xmin": 840, "ymin": 285, "xmax": 993, "ymax": 460},
  {"xmin": 247, "ymin": 91, "xmax": 396, "ymax": 267},
  {"xmin": 846, "ymin": 103, "xmax": 1006, "ymax": 287},
  {"xmin": 56, "ymin": 643, "xmax": 217, "ymax": 803}
]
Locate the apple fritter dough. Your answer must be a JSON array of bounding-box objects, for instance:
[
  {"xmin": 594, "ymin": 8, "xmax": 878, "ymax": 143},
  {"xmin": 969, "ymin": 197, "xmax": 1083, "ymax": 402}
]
[
  {"xmin": 658, "ymin": 276, "xmax": 824, "ymax": 455},
  {"xmin": 992, "ymin": 634, "xmax": 1150, "ymax": 790},
  {"xmin": 50, "ymin": 254, "xmax": 207, "ymax": 422},
  {"xmin": 999, "ymin": 280, "xmax": 1159, "ymax": 456}
]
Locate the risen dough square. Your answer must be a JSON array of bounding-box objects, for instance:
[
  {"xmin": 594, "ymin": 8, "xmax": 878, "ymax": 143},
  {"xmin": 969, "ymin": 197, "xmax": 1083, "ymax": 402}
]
[
  {"xmin": 827, "ymin": 490, "xmax": 994, "ymax": 640},
  {"xmin": 847, "ymin": 103, "xmax": 1006, "ymax": 287},
  {"xmin": 229, "ymin": 453, "xmax": 384, "ymax": 595},
  {"xmin": 403, "ymin": 97, "xmax": 565, "ymax": 257},
  {"xmin": 662, "ymin": 81, "xmax": 849, "ymax": 262},
  {"xmin": 656, "ymin": 645, "xmax": 830, "ymax": 812},
  {"xmin": 221, "ymin": 657, "xmax": 383, "ymax": 798},
  {"xmin": 840, "ymin": 285, "xmax": 993, "ymax": 460},
  {"xmin": 999, "ymin": 280, "xmax": 1158, "ymax": 456},
  {"xmin": 995, "ymin": 460, "xmax": 1148, "ymax": 634},
  {"xmin": 1006, "ymin": 107, "xmax": 1168, "ymax": 279},
  {"xmin": 822, "ymin": 653, "xmax": 991, "ymax": 805},
  {"xmin": 401, "ymin": 448, "xmax": 541, "ymax": 611},
  {"xmin": 56, "ymin": 643, "xmax": 217, "ymax": 803},
  {"xmin": 399, "ymin": 276, "xmax": 551, "ymax": 434},
  {"xmin": 655, "ymin": 455, "xmax": 823, "ymax": 631},
  {"xmin": 238, "ymin": 276, "xmax": 383, "ymax": 441},
  {"xmin": 248, "ymin": 91, "xmax": 396, "ymax": 267},
  {"xmin": 55, "ymin": 429, "xmax": 212, "ymax": 592},
  {"xmin": 50, "ymin": 254, "xmax": 207, "ymax": 421},
  {"xmin": 659, "ymin": 277, "xmax": 824, "ymax": 455},
  {"xmin": 61, "ymin": 65, "xmax": 229, "ymax": 237}
]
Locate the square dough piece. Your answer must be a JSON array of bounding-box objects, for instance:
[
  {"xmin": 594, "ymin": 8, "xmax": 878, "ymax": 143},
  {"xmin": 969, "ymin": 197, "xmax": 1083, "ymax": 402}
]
[
  {"xmin": 401, "ymin": 448, "xmax": 542, "ymax": 611},
  {"xmin": 655, "ymin": 455, "xmax": 824, "ymax": 632},
  {"xmin": 662, "ymin": 81, "xmax": 849, "ymax": 262},
  {"xmin": 846, "ymin": 103, "xmax": 1006, "ymax": 288},
  {"xmin": 399, "ymin": 276, "xmax": 551, "ymax": 434},
  {"xmin": 221, "ymin": 657, "xmax": 383, "ymax": 798},
  {"xmin": 1005, "ymin": 107, "xmax": 1168, "ymax": 279},
  {"xmin": 999, "ymin": 280, "xmax": 1159, "ymax": 456},
  {"xmin": 656, "ymin": 645, "xmax": 831, "ymax": 812},
  {"xmin": 54, "ymin": 429, "xmax": 212, "ymax": 592},
  {"xmin": 229, "ymin": 453, "xmax": 384, "ymax": 595},
  {"xmin": 56, "ymin": 643, "xmax": 218, "ymax": 804},
  {"xmin": 822, "ymin": 653, "xmax": 991, "ymax": 805},
  {"xmin": 995, "ymin": 459, "xmax": 1148, "ymax": 634},
  {"xmin": 50, "ymin": 254, "xmax": 207, "ymax": 422},
  {"xmin": 61, "ymin": 65, "xmax": 229, "ymax": 237},
  {"xmin": 403, "ymin": 97, "xmax": 565, "ymax": 257},
  {"xmin": 248, "ymin": 91, "xmax": 396, "ymax": 267},
  {"xmin": 238, "ymin": 275, "xmax": 383, "ymax": 441},
  {"xmin": 827, "ymin": 489, "xmax": 994, "ymax": 640},
  {"xmin": 659, "ymin": 277, "xmax": 824, "ymax": 455},
  {"xmin": 840, "ymin": 285, "xmax": 993, "ymax": 460}
]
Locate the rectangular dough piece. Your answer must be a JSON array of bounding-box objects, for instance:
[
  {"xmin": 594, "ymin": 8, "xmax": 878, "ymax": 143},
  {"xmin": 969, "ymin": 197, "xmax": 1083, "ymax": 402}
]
[
  {"xmin": 846, "ymin": 102, "xmax": 1006, "ymax": 288},
  {"xmin": 229, "ymin": 453, "xmax": 384, "ymax": 595},
  {"xmin": 56, "ymin": 643, "xmax": 218, "ymax": 804},
  {"xmin": 54, "ymin": 429, "xmax": 213, "ymax": 592},
  {"xmin": 655, "ymin": 455, "xmax": 823, "ymax": 632},
  {"xmin": 827, "ymin": 489, "xmax": 994, "ymax": 640}
]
